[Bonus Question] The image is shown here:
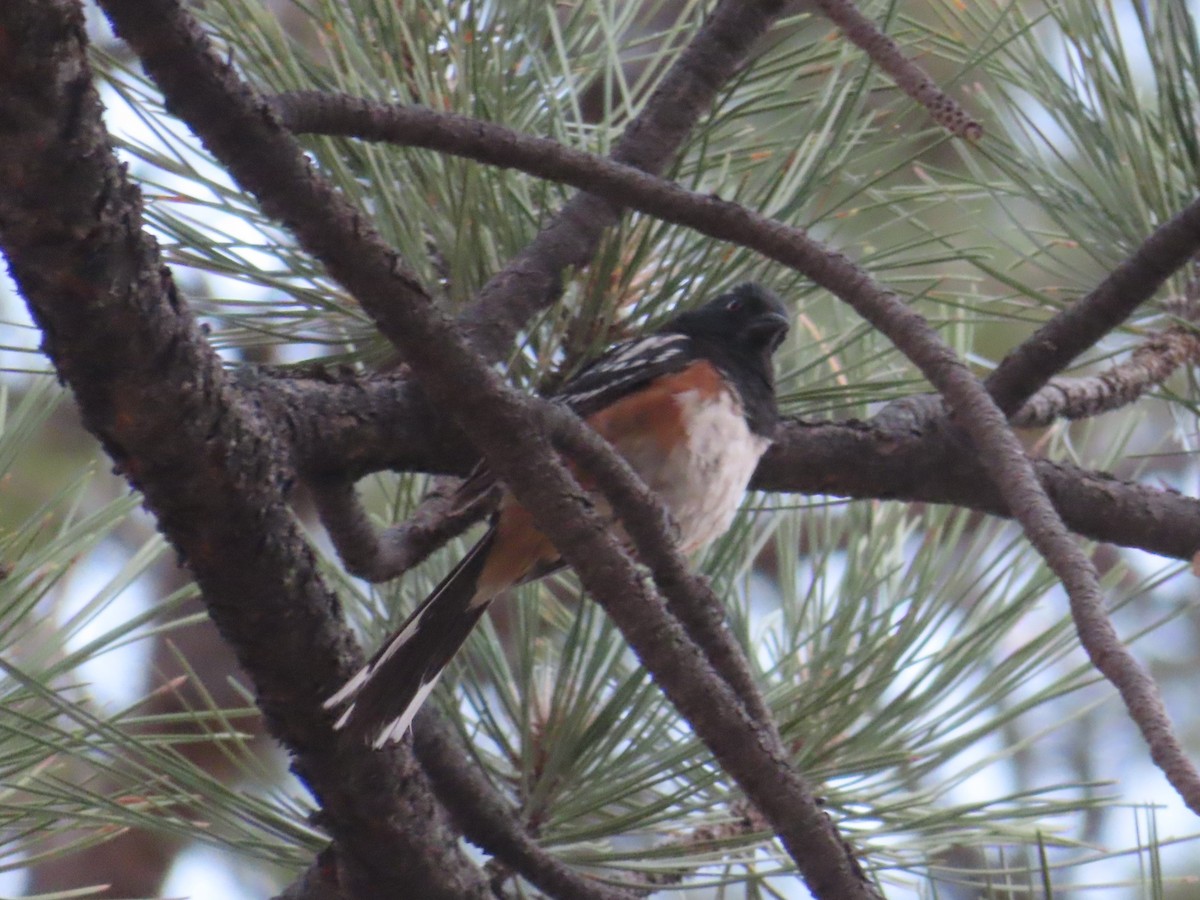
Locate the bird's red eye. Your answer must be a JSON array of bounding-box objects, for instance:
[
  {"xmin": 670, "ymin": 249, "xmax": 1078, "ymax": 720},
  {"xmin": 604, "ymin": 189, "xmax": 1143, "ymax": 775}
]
[{"xmin": 726, "ymin": 298, "xmax": 742, "ymax": 312}]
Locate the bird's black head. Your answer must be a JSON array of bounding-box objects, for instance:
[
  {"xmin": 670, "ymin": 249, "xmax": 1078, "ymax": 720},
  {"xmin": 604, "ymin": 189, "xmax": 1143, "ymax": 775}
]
[
  {"xmin": 663, "ymin": 283, "xmax": 790, "ymax": 436},
  {"xmin": 667, "ymin": 282, "xmax": 790, "ymax": 367}
]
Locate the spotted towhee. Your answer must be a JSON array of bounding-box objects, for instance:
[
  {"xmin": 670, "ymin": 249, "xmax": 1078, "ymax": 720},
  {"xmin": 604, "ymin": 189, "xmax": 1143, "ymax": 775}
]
[{"xmin": 326, "ymin": 283, "xmax": 790, "ymax": 747}]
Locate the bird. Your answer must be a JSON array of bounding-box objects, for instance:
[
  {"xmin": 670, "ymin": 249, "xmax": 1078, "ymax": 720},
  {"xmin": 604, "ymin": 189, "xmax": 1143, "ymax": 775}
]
[{"xmin": 325, "ymin": 282, "xmax": 790, "ymax": 747}]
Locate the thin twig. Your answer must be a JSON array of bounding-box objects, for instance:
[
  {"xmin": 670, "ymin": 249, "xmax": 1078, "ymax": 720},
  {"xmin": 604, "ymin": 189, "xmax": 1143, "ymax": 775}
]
[
  {"xmin": 1013, "ymin": 324, "xmax": 1200, "ymax": 427},
  {"xmin": 413, "ymin": 713, "xmax": 642, "ymax": 900},
  {"xmin": 627, "ymin": 800, "xmax": 771, "ymax": 893},
  {"xmin": 811, "ymin": 0, "xmax": 982, "ymax": 139},
  {"xmin": 987, "ymin": 199, "xmax": 1200, "ymax": 415},
  {"xmin": 310, "ymin": 476, "xmax": 496, "ymax": 582}
]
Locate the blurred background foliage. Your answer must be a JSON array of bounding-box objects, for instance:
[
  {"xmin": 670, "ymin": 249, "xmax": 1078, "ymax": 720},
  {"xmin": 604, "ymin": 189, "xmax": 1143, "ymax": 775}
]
[{"xmin": 2, "ymin": 0, "xmax": 1200, "ymax": 896}]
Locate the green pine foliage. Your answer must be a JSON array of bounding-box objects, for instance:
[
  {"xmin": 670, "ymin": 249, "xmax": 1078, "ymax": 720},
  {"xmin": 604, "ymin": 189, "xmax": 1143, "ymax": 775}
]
[
  {"xmin": 0, "ymin": 383, "xmax": 323, "ymax": 892},
  {"xmin": 4, "ymin": 0, "xmax": 1199, "ymax": 895}
]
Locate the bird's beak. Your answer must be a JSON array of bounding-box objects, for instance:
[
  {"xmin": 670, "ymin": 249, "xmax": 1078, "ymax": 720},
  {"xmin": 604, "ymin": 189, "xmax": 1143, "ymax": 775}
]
[{"xmin": 748, "ymin": 311, "xmax": 790, "ymax": 350}]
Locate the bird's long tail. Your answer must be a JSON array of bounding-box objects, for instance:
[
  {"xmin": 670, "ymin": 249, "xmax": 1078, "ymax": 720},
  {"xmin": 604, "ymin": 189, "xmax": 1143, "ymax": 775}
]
[{"xmin": 325, "ymin": 527, "xmax": 498, "ymax": 748}]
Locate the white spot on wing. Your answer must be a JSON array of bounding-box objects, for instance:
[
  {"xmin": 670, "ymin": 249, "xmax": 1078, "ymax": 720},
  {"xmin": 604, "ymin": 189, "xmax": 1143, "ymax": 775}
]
[
  {"xmin": 561, "ymin": 334, "xmax": 690, "ymax": 407},
  {"xmin": 599, "ymin": 334, "xmax": 686, "ymax": 370}
]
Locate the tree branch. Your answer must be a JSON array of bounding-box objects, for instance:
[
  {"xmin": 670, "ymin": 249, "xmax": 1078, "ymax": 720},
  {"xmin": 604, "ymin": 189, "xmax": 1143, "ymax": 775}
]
[
  {"xmin": 413, "ymin": 713, "xmax": 642, "ymax": 900},
  {"xmin": 1011, "ymin": 323, "xmax": 1200, "ymax": 427},
  {"xmin": 233, "ymin": 366, "xmax": 469, "ymax": 480},
  {"xmin": 756, "ymin": 418, "xmax": 1200, "ymax": 560},
  {"xmin": 0, "ymin": 3, "xmax": 488, "ymax": 897},
  {"xmin": 309, "ymin": 475, "xmax": 496, "ymax": 582},
  {"xmin": 259, "ymin": 369, "xmax": 1200, "ymax": 563},
  {"xmin": 987, "ymin": 196, "xmax": 1200, "ymax": 415},
  {"xmin": 811, "ymin": 0, "xmax": 982, "ymax": 139}
]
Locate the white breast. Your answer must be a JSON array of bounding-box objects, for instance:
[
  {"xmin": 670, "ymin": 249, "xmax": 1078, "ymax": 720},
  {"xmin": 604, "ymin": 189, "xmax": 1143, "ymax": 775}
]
[{"xmin": 615, "ymin": 387, "xmax": 770, "ymax": 554}]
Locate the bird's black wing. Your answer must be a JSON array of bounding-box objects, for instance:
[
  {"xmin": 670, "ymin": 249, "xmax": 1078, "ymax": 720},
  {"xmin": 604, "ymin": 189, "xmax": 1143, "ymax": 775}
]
[
  {"xmin": 555, "ymin": 332, "xmax": 694, "ymax": 418},
  {"xmin": 444, "ymin": 332, "xmax": 694, "ymax": 512}
]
